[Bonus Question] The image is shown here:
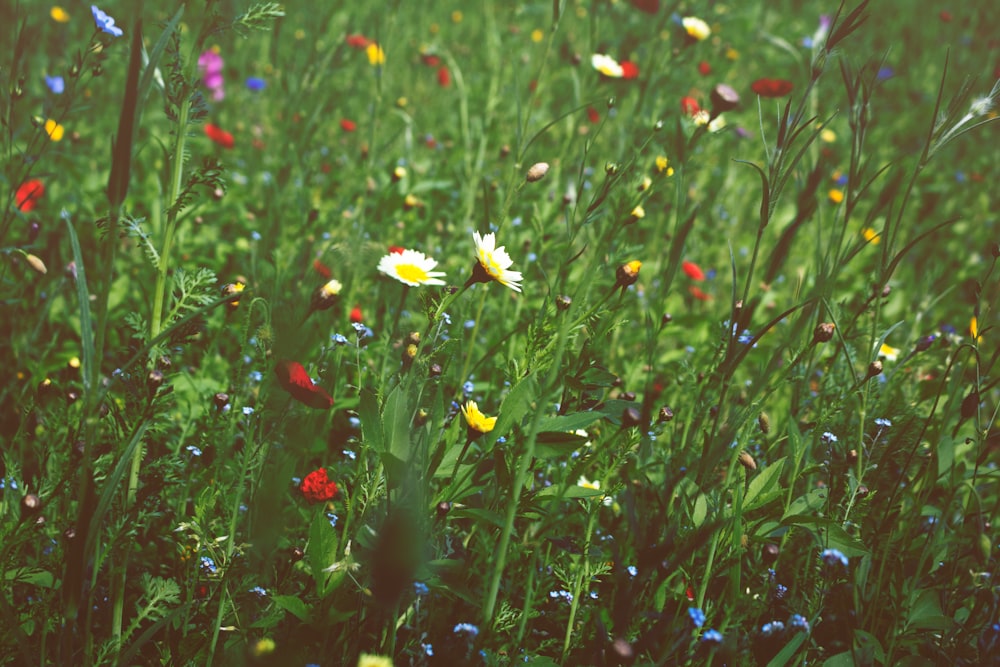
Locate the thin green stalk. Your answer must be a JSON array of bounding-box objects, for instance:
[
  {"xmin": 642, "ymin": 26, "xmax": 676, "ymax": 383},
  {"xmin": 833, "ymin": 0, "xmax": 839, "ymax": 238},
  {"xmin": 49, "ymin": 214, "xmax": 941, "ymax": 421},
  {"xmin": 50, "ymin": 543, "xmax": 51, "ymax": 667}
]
[{"xmin": 561, "ymin": 505, "xmax": 598, "ymax": 661}]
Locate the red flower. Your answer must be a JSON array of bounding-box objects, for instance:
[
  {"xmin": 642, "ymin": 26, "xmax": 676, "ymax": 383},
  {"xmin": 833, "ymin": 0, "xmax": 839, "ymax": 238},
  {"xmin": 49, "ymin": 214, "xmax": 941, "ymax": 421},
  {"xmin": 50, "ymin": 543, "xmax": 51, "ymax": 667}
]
[
  {"xmin": 15, "ymin": 179, "xmax": 45, "ymax": 212},
  {"xmin": 621, "ymin": 61, "xmax": 639, "ymax": 79},
  {"xmin": 313, "ymin": 258, "xmax": 332, "ymax": 279},
  {"xmin": 682, "ymin": 260, "xmax": 706, "ymax": 281},
  {"xmin": 388, "ymin": 245, "xmax": 405, "ymax": 254},
  {"xmin": 630, "ymin": 0, "xmax": 660, "ymax": 12},
  {"xmin": 689, "ymin": 286, "xmax": 711, "ymax": 301},
  {"xmin": 350, "ymin": 304, "xmax": 363, "ymax": 323},
  {"xmin": 421, "ymin": 53, "xmax": 442, "ymax": 67},
  {"xmin": 340, "ymin": 118, "xmax": 357, "ymax": 132},
  {"xmin": 204, "ymin": 123, "xmax": 235, "ymax": 148},
  {"xmin": 939, "ymin": 10, "xmax": 952, "ymax": 22},
  {"xmin": 437, "ymin": 66, "xmax": 451, "ymax": 87},
  {"xmin": 274, "ymin": 360, "xmax": 333, "ymax": 409},
  {"xmin": 750, "ymin": 78, "xmax": 794, "ymax": 98},
  {"xmin": 300, "ymin": 468, "xmax": 338, "ymax": 503},
  {"xmin": 698, "ymin": 60, "xmax": 711, "ymax": 76},
  {"xmin": 680, "ymin": 96, "xmax": 701, "ymax": 116},
  {"xmin": 586, "ymin": 106, "xmax": 600, "ymax": 124},
  {"xmin": 346, "ymin": 34, "xmax": 372, "ymax": 49}
]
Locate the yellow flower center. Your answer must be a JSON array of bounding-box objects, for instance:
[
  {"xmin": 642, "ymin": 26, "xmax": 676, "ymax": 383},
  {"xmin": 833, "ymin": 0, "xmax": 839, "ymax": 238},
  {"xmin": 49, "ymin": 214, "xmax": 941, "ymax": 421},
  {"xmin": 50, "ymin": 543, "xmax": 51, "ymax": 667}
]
[
  {"xmin": 479, "ymin": 250, "xmax": 503, "ymax": 280},
  {"xmin": 395, "ymin": 263, "xmax": 429, "ymax": 284}
]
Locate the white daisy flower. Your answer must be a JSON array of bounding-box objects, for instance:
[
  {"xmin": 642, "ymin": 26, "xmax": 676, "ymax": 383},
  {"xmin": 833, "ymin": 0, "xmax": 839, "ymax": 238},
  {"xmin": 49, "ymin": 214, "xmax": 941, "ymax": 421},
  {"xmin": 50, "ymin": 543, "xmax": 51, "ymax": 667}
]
[{"xmin": 377, "ymin": 249, "xmax": 446, "ymax": 286}]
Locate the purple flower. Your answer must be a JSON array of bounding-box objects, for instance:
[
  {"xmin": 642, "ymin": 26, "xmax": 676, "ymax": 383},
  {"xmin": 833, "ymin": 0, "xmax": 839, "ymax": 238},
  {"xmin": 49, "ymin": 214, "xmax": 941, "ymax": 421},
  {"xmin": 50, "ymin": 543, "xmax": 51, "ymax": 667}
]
[
  {"xmin": 91, "ymin": 5, "xmax": 123, "ymax": 38},
  {"xmin": 246, "ymin": 76, "xmax": 266, "ymax": 91},
  {"xmin": 877, "ymin": 66, "xmax": 895, "ymax": 81}
]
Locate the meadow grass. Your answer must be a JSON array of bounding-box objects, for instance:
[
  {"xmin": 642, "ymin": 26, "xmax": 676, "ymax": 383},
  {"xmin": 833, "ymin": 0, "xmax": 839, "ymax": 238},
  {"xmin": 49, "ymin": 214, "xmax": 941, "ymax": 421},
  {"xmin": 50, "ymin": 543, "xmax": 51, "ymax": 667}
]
[{"xmin": 1, "ymin": 1, "xmax": 998, "ymax": 665}]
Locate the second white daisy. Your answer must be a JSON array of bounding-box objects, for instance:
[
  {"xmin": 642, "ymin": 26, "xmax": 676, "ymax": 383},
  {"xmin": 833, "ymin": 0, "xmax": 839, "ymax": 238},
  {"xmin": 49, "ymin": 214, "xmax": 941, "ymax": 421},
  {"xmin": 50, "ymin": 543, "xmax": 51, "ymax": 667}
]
[{"xmin": 377, "ymin": 248, "xmax": 447, "ymax": 286}]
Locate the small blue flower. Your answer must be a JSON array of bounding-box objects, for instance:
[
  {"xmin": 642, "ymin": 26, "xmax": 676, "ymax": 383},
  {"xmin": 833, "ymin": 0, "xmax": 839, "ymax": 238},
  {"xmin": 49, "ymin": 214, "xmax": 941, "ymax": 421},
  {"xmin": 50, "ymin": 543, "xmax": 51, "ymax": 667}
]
[
  {"xmin": 801, "ymin": 36, "xmax": 814, "ymax": 48},
  {"xmin": 327, "ymin": 512, "xmax": 339, "ymax": 528},
  {"xmin": 874, "ymin": 417, "xmax": 892, "ymax": 428},
  {"xmin": 248, "ymin": 370, "xmax": 263, "ymax": 382},
  {"xmin": 774, "ymin": 584, "xmax": 788, "ymax": 600},
  {"xmin": 876, "ymin": 66, "xmax": 895, "ymax": 81},
  {"xmin": 821, "ymin": 432, "xmax": 838, "ymax": 444},
  {"xmin": 463, "ymin": 381, "xmax": 475, "ymax": 396},
  {"xmin": 249, "ymin": 586, "xmax": 267, "ymax": 596},
  {"xmin": 413, "ymin": 581, "xmax": 429, "ymax": 596},
  {"xmin": 421, "ymin": 643, "xmax": 434, "ymax": 656},
  {"xmin": 242, "ymin": 406, "xmax": 254, "ymax": 416},
  {"xmin": 348, "ymin": 416, "xmax": 361, "ymax": 429},
  {"xmin": 342, "ymin": 449, "xmax": 357, "ymax": 460},
  {"xmin": 45, "ymin": 75, "xmax": 65, "ymax": 94},
  {"xmin": 788, "ymin": 614, "xmax": 810, "ymax": 632},
  {"xmin": 549, "ymin": 589, "xmax": 573, "ymax": 603},
  {"xmin": 761, "ymin": 621, "xmax": 785, "ymax": 637},
  {"xmin": 200, "ymin": 556, "xmax": 218, "ymax": 574},
  {"xmin": 626, "ymin": 565, "xmax": 638, "ymax": 577},
  {"xmin": 331, "ymin": 333, "xmax": 349, "ymax": 345},
  {"xmin": 185, "ymin": 445, "xmax": 203, "ymax": 457},
  {"xmin": 702, "ymin": 628, "xmax": 723, "ymax": 644},
  {"xmin": 453, "ymin": 622, "xmax": 479, "ymax": 637},
  {"xmin": 688, "ymin": 607, "xmax": 706, "ymax": 628},
  {"xmin": 821, "ymin": 548, "xmax": 848, "ymax": 569},
  {"xmin": 91, "ymin": 5, "xmax": 123, "ymax": 37},
  {"xmin": 246, "ymin": 77, "xmax": 266, "ymax": 91},
  {"xmin": 251, "ymin": 230, "xmax": 261, "ymax": 241},
  {"xmin": 464, "ymin": 319, "xmax": 476, "ymax": 329}
]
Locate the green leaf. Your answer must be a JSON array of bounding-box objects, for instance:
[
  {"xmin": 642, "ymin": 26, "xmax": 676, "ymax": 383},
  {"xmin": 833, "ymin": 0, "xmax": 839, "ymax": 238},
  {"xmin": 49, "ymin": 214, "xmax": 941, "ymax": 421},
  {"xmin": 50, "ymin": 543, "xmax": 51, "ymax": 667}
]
[
  {"xmin": 487, "ymin": 373, "xmax": 538, "ymax": 446},
  {"xmin": 745, "ymin": 457, "xmax": 786, "ymax": 511},
  {"xmin": 822, "ymin": 653, "xmax": 855, "ymax": 667},
  {"xmin": 359, "ymin": 386, "xmax": 383, "ymax": 453},
  {"xmin": 765, "ymin": 631, "xmax": 807, "ymax": 667},
  {"xmin": 536, "ymin": 412, "xmax": 603, "ymax": 434},
  {"xmin": 307, "ymin": 510, "xmax": 339, "ymax": 598},
  {"xmin": 64, "ymin": 220, "xmax": 94, "ymax": 391},
  {"xmin": 271, "ymin": 595, "xmax": 313, "ymax": 624},
  {"xmin": 692, "ymin": 493, "xmax": 708, "ymax": 528},
  {"xmin": 781, "ymin": 488, "xmax": 828, "ymax": 522},
  {"xmin": 452, "ymin": 508, "xmax": 505, "ymax": 529},
  {"xmin": 382, "ymin": 385, "xmax": 411, "ymax": 463},
  {"xmin": 4, "ymin": 568, "xmax": 54, "ymax": 588},
  {"xmin": 537, "ymin": 485, "xmax": 604, "ymax": 499}
]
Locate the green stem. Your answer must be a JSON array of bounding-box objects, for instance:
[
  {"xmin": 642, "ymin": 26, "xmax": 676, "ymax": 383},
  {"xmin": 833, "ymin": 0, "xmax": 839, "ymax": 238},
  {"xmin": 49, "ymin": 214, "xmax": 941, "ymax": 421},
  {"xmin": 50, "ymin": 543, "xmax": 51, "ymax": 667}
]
[{"xmin": 562, "ymin": 505, "xmax": 597, "ymax": 661}]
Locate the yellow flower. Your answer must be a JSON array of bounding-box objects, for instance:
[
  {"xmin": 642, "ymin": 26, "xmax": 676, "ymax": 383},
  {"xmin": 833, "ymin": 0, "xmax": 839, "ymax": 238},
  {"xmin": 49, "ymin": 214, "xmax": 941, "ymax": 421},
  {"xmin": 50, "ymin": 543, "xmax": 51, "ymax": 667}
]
[
  {"xmin": 655, "ymin": 156, "xmax": 674, "ymax": 176},
  {"xmin": 469, "ymin": 231, "xmax": 523, "ymax": 292},
  {"xmin": 682, "ymin": 16, "xmax": 711, "ymax": 41},
  {"xmin": 50, "ymin": 6, "xmax": 70, "ymax": 22},
  {"xmin": 820, "ymin": 128, "xmax": 837, "ymax": 143},
  {"xmin": 377, "ymin": 249, "xmax": 446, "ymax": 287},
  {"xmin": 577, "ymin": 475, "xmax": 600, "ymax": 491},
  {"xmin": 828, "ymin": 189, "xmax": 844, "ymax": 204},
  {"xmin": 638, "ymin": 176, "xmax": 652, "ymax": 191},
  {"xmin": 531, "ymin": 28, "xmax": 544, "ymax": 43},
  {"xmin": 358, "ymin": 655, "xmax": 393, "ymax": 667},
  {"xmin": 878, "ymin": 343, "xmax": 899, "ymax": 362},
  {"xmin": 630, "ymin": 204, "xmax": 645, "ymax": 220},
  {"xmin": 591, "ymin": 53, "xmax": 624, "ymax": 78},
  {"xmin": 451, "ymin": 10, "xmax": 463, "ymax": 23},
  {"xmin": 970, "ymin": 316, "xmax": 981, "ymax": 341},
  {"xmin": 251, "ymin": 638, "xmax": 275, "ymax": 657},
  {"xmin": 461, "ymin": 401, "xmax": 497, "ymax": 435},
  {"xmin": 862, "ymin": 228, "xmax": 880, "ymax": 244},
  {"xmin": 615, "ymin": 260, "xmax": 642, "ymax": 289},
  {"xmin": 725, "ymin": 47, "xmax": 739, "ymax": 60},
  {"xmin": 366, "ymin": 43, "xmax": 385, "ymax": 65},
  {"xmin": 44, "ymin": 119, "xmax": 64, "ymax": 141}
]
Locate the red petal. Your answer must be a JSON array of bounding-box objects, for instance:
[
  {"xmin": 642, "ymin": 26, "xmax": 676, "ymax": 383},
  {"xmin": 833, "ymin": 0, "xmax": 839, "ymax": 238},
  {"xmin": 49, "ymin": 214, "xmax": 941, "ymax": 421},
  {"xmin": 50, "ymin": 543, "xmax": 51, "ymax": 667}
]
[
  {"xmin": 15, "ymin": 179, "xmax": 45, "ymax": 212},
  {"xmin": 689, "ymin": 286, "xmax": 711, "ymax": 301},
  {"xmin": 340, "ymin": 118, "xmax": 357, "ymax": 132},
  {"xmin": 750, "ymin": 78, "xmax": 794, "ymax": 98},
  {"xmin": 421, "ymin": 54, "xmax": 441, "ymax": 67},
  {"xmin": 350, "ymin": 305, "xmax": 363, "ymax": 323},
  {"xmin": 621, "ymin": 61, "xmax": 639, "ymax": 79},
  {"xmin": 275, "ymin": 360, "xmax": 333, "ymax": 409},
  {"xmin": 313, "ymin": 258, "xmax": 332, "ymax": 279},
  {"xmin": 437, "ymin": 66, "xmax": 451, "ymax": 87},
  {"xmin": 204, "ymin": 123, "xmax": 235, "ymax": 148},
  {"xmin": 630, "ymin": 0, "xmax": 660, "ymax": 12},
  {"xmin": 680, "ymin": 96, "xmax": 701, "ymax": 116},
  {"xmin": 586, "ymin": 106, "xmax": 600, "ymax": 124},
  {"xmin": 388, "ymin": 245, "xmax": 405, "ymax": 254},
  {"xmin": 682, "ymin": 260, "xmax": 706, "ymax": 281},
  {"xmin": 698, "ymin": 60, "xmax": 711, "ymax": 76},
  {"xmin": 346, "ymin": 34, "xmax": 372, "ymax": 49}
]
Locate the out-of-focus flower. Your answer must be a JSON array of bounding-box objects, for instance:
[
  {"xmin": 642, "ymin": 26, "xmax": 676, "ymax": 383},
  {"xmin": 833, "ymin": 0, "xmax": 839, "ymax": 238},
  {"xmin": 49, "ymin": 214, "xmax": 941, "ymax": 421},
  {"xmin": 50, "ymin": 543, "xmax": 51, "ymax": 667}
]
[
  {"xmin": 468, "ymin": 231, "xmax": 523, "ymax": 292},
  {"xmin": 51, "ymin": 6, "xmax": 71, "ymax": 22},
  {"xmin": 688, "ymin": 607, "xmax": 706, "ymax": 628},
  {"xmin": 751, "ymin": 78, "xmax": 794, "ymax": 97},
  {"xmin": 461, "ymin": 401, "xmax": 496, "ymax": 436},
  {"xmin": 689, "ymin": 286, "xmax": 711, "ymax": 301},
  {"xmin": 970, "ymin": 316, "xmax": 981, "ymax": 341},
  {"xmin": 198, "ymin": 49, "xmax": 225, "ymax": 101},
  {"xmin": 530, "ymin": 28, "xmax": 544, "ymax": 43},
  {"xmin": 702, "ymin": 628, "xmax": 723, "ymax": 644},
  {"xmin": 340, "ymin": 118, "xmax": 357, "ymax": 132},
  {"xmin": 346, "ymin": 34, "xmax": 372, "ymax": 49},
  {"xmin": 300, "ymin": 468, "xmax": 338, "ymax": 503},
  {"xmin": 577, "ymin": 475, "xmax": 600, "ymax": 490},
  {"xmin": 221, "ymin": 281, "xmax": 245, "ymax": 310},
  {"xmin": 821, "ymin": 548, "xmax": 848, "ymax": 569},
  {"xmin": 275, "ymin": 360, "xmax": 334, "ymax": 409},
  {"xmin": 45, "ymin": 75, "xmax": 65, "ymax": 94},
  {"xmin": 15, "ymin": 179, "xmax": 45, "ymax": 212},
  {"xmin": 820, "ymin": 128, "xmax": 836, "ymax": 142},
  {"xmin": 357, "ymin": 654, "xmax": 393, "ymax": 667},
  {"xmin": 366, "ymin": 43, "xmax": 386, "ymax": 65},
  {"xmin": 245, "ymin": 76, "xmax": 266, "ymax": 91},
  {"xmin": 655, "ymin": 155, "xmax": 674, "ymax": 176},
  {"xmin": 91, "ymin": 5, "xmax": 123, "ymax": 37},
  {"xmin": 862, "ymin": 227, "xmax": 880, "ymax": 244},
  {"xmin": 878, "ymin": 343, "xmax": 899, "ymax": 362},
  {"xmin": 682, "ymin": 16, "xmax": 711, "ymax": 41},
  {"xmin": 437, "ymin": 66, "xmax": 451, "ymax": 87},
  {"xmin": 350, "ymin": 305, "xmax": 363, "ymax": 323},
  {"xmin": 621, "ymin": 61, "xmax": 639, "ymax": 79},
  {"xmin": 828, "ymin": 189, "xmax": 844, "ymax": 204},
  {"xmin": 682, "ymin": 260, "xmax": 706, "ymax": 281},
  {"xmin": 615, "ymin": 260, "xmax": 642, "ymax": 289},
  {"xmin": 591, "ymin": 53, "xmax": 625, "ymax": 78},
  {"xmin": 680, "ymin": 96, "xmax": 701, "ymax": 116},
  {"xmin": 44, "ymin": 119, "xmax": 64, "ymax": 141},
  {"xmin": 205, "ymin": 123, "xmax": 235, "ymax": 148},
  {"xmin": 698, "ymin": 60, "xmax": 712, "ymax": 76},
  {"xmin": 310, "ymin": 278, "xmax": 343, "ymax": 311},
  {"xmin": 377, "ymin": 249, "xmax": 446, "ymax": 286},
  {"xmin": 526, "ymin": 162, "xmax": 550, "ymax": 182}
]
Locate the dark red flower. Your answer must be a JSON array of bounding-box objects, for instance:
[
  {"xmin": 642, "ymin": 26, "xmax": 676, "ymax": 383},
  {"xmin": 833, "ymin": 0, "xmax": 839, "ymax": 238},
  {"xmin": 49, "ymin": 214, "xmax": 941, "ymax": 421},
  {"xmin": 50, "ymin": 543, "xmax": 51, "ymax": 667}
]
[
  {"xmin": 939, "ymin": 10, "xmax": 952, "ymax": 22},
  {"xmin": 586, "ymin": 106, "xmax": 600, "ymax": 124},
  {"xmin": 350, "ymin": 305, "xmax": 363, "ymax": 323},
  {"xmin": 750, "ymin": 78, "xmax": 794, "ymax": 98},
  {"xmin": 340, "ymin": 118, "xmax": 357, "ymax": 132},
  {"xmin": 621, "ymin": 61, "xmax": 639, "ymax": 79},
  {"xmin": 437, "ymin": 66, "xmax": 451, "ymax": 87},
  {"xmin": 630, "ymin": 0, "xmax": 660, "ymax": 12},
  {"xmin": 346, "ymin": 34, "xmax": 372, "ymax": 49},
  {"xmin": 682, "ymin": 260, "xmax": 706, "ymax": 281},
  {"xmin": 313, "ymin": 258, "xmax": 332, "ymax": 278},
  {"xmin": 300, "ymin": 468, "xmax": 338, "ymax": 503},
  {"xmin": 275, "ymin": 360, "xmax": 333, "ymax": 409},
  {"xmin": 204, "ymin": 123, "xmax": 235, "ymax": 148},
  {"xmin": 421, "ymin": 53, "xmax": 442, "ymax": 67},
  {"xmin": 15, "ymin": 179, "xmax": 45, "ymax": 212},
  {"xmin": 698, "ymin": 60, "xmax": 711, "ymax": 76},
  {"xmin": 680, "ymin": 96, "xmax": 701, "ymax": 116}
]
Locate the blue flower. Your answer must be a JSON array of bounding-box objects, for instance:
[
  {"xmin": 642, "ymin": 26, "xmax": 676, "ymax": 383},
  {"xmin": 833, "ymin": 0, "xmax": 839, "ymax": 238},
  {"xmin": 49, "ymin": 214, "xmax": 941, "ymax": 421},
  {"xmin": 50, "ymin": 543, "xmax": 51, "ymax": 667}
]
[
  {"xmin": 874, "ymin": 417, "xmax": 892, "ymax": 428},
  {"xmin": 45, "ymin": 75, "xmax": 65, "ymax": 94},
  {"xmin": 200, "ymin": 556, "xmax": 218, "ymax": 574},
  {"xmin": 413, "ymin": 581, "xmax": 429, "ymax": 596},
  {"xmin": 242, "ymin": 406, "xmax": 254, "ymax": 416},
  {"xmin": 246, "ymin": 77, "xmax": 266, "ymax": 91},
  {"xmin": 249, "ymin": 586, "xmax": 267, "ymax": 596},
  {"xmin": 761, "ymin": 621, "xmax": 785, "ymax": 637},
  {"xmin": 688, "ymin": 607, "xmax": 706, "ymax": 628},
  {"xmin": 702, "ymin": 628, "xmax": 723, "ymax": 644},
  {"xmin": 626, "ymin": 565, "xmax": 638, "ymax": 577},
  {"xmin": 788, "ymin": 614, "xmax": 810, "ymax": 632},
  {"xmin": 821, "ymin": 548, "xmax": 848, "ymax": 569},
  {"xmin": 91, "ymin": 5, "xmax": 123, "ymax": 37},
  {"xmin": 821, "ymin": 431, "xmax": 838, "ymax": 444},
  {"xmin": 876, "ymin": 66, "xmax": 894, "ymax": 81},
  {"xmin": 453, "ymin": 622, "xmax": 479, "ymax": 637}
]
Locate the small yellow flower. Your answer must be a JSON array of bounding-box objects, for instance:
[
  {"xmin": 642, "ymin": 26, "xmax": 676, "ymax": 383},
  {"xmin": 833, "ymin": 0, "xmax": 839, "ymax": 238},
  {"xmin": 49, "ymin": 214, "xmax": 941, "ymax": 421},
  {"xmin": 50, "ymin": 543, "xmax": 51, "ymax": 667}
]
[
  {"xmin": 461, "ymin": 401, "xmax": 497, "ymax": 435},
  {"xmin": 366, "ymin": 43, "xmax": 385, "ymax": 65},
  {"xmin": 638, "ymin": 176, "xmax": 652, "ymax": 191},
  {"xmin": 828, "ymin": 189, "xmax": 844, "ymax": 204},
  {"xmin": 682, "ymin": 16, "xmax": 711, "ymax": 41},
  {"xmin": 820, "ymin": 128, "xmax": 837, "ymax": 143},
  {"xmin": 655, "ymin": 156, "xmax": 674, "ymax": 176},
  {"xmin": 251, "ymin": 638, "xmax": 276, "ymax": 657},
  {"xmin": 878, "ymin": 343, "xmax": 899, "ymax": 362},
  {"xmin": 577, "ymin": 475, "xmax": 600, "ymax": 491},
  {"xmin": 531, "ymin": 28, "xmax": 544, "ymax": 43},
  {"xmin": 630, "ymin": 204, "xmax": 645, "ymax": 220},
  {"xmin": 44, "ymin": 119, "xmax": 65, "ymax": 141},
  {"xmin": 294, "ymin": 28, "xmax": 305, "ymax": 40},
  {"xmin": 615, "ymin": 260, "xmax": 642, "ymax": 289},
  {"xmin": 862, "ymin": 227, "xmax": 880, "ymax": 244},
  {"xmin": 451, "ymin": 10, "xmax": 463, "ymax": 23},
  {"xmin": 970, "ymin": 316, "xmax": 981, "ymax": 341},
  {"xmin": 725, "ymin": 47, "xmax": 739, "ymax": 60},
  {"xmin": 429, "ymin": 23, "xmax": 440, "ymax": 35},
  {"xmin": 50, "ymin": 6, "xmax": 70, "ymax": 22},
  {"xmin": 358, "ymin": 654, "xmax": 393, "ymax": 667}
]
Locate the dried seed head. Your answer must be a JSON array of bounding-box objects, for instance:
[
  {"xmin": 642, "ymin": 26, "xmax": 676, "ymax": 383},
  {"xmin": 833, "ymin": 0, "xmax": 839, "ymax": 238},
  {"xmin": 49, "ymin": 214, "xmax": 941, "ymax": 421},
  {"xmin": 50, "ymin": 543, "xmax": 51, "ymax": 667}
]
[
  {"xmin": 758, "ymin": 412, "xmax": 771, "ymax": 434},
  {"xmin": 526, "ymin": 162, "xmax": 550, "ymax": 182},
  {"xmin": 738, "ymin": 451, "xmax": 757, "ymax": 471},
  {"xmin": 213, "ymin": 392, "xmax": 230, "ymax": 410},
  {"xmin": 813, "ymin": 322, "xmax": 835, "ymax": 343},
  {"xmin": 710, "ymin": 83, "xmax": 740, "ymax": 115},
  {"xmin": 658, "ymin": 406, "xmax": 674, "ymax": 422},
  {"xmin": 21, "ymin": 493, "xmax": 41, "ymax": 516},
  {"xmin": 556, "ymin": 294, "xmax": 572, "ymax": 311},
  {"xmin": 867, "ymin": 360, "xmax": 883, "ymax": 378},
  {"xmin": 621, "ymin": 406, "xmax": 642, "ymax": 428}
]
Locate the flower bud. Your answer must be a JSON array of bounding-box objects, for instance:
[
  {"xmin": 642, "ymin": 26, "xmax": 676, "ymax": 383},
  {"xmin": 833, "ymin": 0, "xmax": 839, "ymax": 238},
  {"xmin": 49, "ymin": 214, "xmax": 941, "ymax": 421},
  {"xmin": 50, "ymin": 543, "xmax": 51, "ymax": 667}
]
[
  {"xmin": 615, "ymin": 260, "xmax": 642, "ymax": 288},
  {"xmin": 24, "ymin": 253, "xmax": 47, "ymax": 275},
  {"xmin": 621, "ymin": 406, "xmax": 642, "ymax": 428},
  {"xmin": 148, "ymin": 369, "xmax": 165, "ymax": 391},
  {"xmin": 414, "ymin": 408, "xmax": 429, "ymax": 426},
  {"xmin": 658, "ymin": 406, "xmax": 674, "ymax": 422},
  {"xmin": 710, "ymin": 83, "xmax": 740, "ymax": 115},
  {"xmin": 213, "ymin": 392, "xmax": 230, "ymax": 411},
  {"xmin": 813, "ymin": 322, "xmax": 835, "ymax": 343},
  {"xmin": 290, "ymin": 546, "xmax": 305, "ymax": 562},
  {"xmin": 867, "ymin": 360, "xmax": 883, "ymax": 378},
  {"xmin": 758, "ymin": 412, "xmax": 771, "ymax": 434},
  {"xmin": 436, "ymin": 501, "xmax": 452, "ymax": 518},
  {"xmin": 405, "ymin": 331, "xmax": 421, "ymax": 346},
  {"xmin": 661, "ymin": 312, "xmax": 673, "ymax": 326},
  {"xmin": 428, "ymin": 363, "xmax": 442, "ymax": 378},
  {"xmin": 762, "ymin": 543, "xmax": 780, "ymax": 564},
  {"xmin": 556, "ymin": 294, "xmax": 572, "ymax": 311},
  {"xmin": 221, "ymin": 282, "xmax": 246, "ymax": 311},
  {"xmin": 499, "ymin": 144, "xmax": 511, "ymax": 158},
  {"xmin": 526, "ymin": 162, "xmax": 550, "ymax": 182},
  {"xmin": 738, "ymin": 451, "xmax": 757, "ymax": 471},
  {"xmin": 21, "ymin": 493, "xmax": 41, "ymax": 516}
]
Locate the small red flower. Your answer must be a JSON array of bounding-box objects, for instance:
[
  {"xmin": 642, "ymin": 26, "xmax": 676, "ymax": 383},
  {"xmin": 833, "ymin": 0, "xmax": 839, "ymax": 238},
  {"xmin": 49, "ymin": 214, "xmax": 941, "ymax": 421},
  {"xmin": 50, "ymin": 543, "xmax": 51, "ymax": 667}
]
[
  {"xmin": 340, "ymin": 118, "xmax": 357, "ymax": 132},
  {"xmin": 686, "ymin": 585, "xmax": 695, "ymax": 601},
  {"xmin": 350, "ymin": 304, "xmax": 363, "ymax": 323},
  {"xmin": 586, "ymin": 106, "xmax": 600, "ymax": 124},
  {"xmin": 680, "ymin": 96, "xmax": 701, "ymax": 116},
  {"xmin": 300, "ymin": 468, "xmax": 338, "ymax": 503},
  {"xmin": 388, "ymin": 245, "xmax": 405, "ymax": 255},
  {"xmin": 698, "ymin": 60, "xmax": 711, "ymax": 76},
  {"xmin": 750, "ymin": 78, "xmax": 794, "ymax": 98},
  {"xmin": 939, "ymin": 10, "xmax": 952, "ymax": 22},
  {"xmin": 204, "ymin": 123, "xmax": 235, "ymax": 148},
  {"xmin": 275, "ymin": 360, "xmax": 334, "ymax": 409},
  {"xmin": 621, "ymin": 61, "xmax": 639, "ymax": 79},
  {"xmin": 346, "ymin": 34, "xmax": 372, "ymax": 49},
  {"xmin": 437, "ymin": 66, "xmax": 451, "ymax": 87},
  {"xmin": 682, "ymin": 260, "xmax": 706, "ymax": 281},
  {"xmin": 313, "ymin": 258, "xmax": 332, "ymax": 279},
  {"xmin": 421, "ymin": 53, "xmax": 442, "ymax": 67},
  {"xmin": 15, "ymin": 179, "xmax": 45, "ymax": 212},
  {"xmin": 689, "ymin": 286, "xmax": 711, "ymax": 301}
]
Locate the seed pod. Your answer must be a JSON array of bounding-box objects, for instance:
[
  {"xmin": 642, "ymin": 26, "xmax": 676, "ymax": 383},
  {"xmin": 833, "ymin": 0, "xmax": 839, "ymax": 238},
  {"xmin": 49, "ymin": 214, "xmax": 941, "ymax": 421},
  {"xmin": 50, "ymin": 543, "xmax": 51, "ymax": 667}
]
[
  {"xmin": 758, "ymin": 412, "xmax": 771, "ymax": 434},
  {"xmin": 658, "ymin": 406, "xmax": 674, "ymax": 422},
  {"xmin": 621, "ymin": 406, "xmax": 642, "ymax": 428},
  {"xmin": 620, "ymin": 391, "xmax": 636, "ymax": 402},
  {"xmin": 738, "ymin": 451, "xmax": 757, "ymax": 471},
  {"xmin": 867, "ymin": 360, "xmax": 883, "ymax": 378},
  {"xmin": 556, "ymin": 295, "xmax": 572, "ymax": 311},
  {"xmin": 813, "ymin": 322, "xmax": 835, "ymax": 343},
  {"xmin": 290, "ymin": 546, "xmax": 305, "ymax": 562},
  {"xmin": 526, "ymin": 162, "xmax": 550, "ymax": 182}
]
